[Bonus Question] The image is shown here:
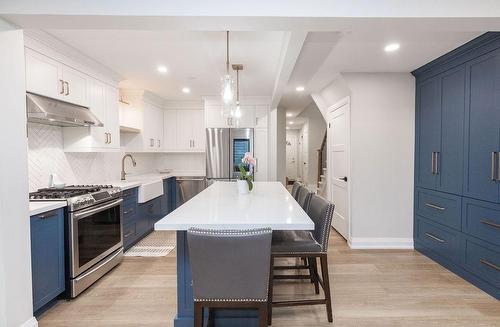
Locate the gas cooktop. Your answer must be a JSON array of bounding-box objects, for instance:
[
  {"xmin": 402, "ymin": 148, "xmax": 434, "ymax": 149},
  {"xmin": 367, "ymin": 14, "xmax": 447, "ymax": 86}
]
[{"xmin": 29, "ymin": 184, "xmax": 122, "ymax": 211}]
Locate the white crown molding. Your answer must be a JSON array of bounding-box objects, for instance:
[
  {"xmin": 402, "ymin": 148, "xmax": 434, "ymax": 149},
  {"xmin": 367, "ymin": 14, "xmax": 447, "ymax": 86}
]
[
  {"xmin": 120, "ymin": 89, "xmax": 166, "ymax": 108},
  {"xmin": 163, "ymin": 100, "xmax": 204, "ymax": 110},
  {"xmin": 19, "ymin": 317, "xmax": 38, "ymax": 327},
  {"xmin": 348, "ymin": 237, "xmax": 414, "ymax": 250},
  {"xmin": 23, "ymin": 29, "xmax": 123, "ymax": 86}
]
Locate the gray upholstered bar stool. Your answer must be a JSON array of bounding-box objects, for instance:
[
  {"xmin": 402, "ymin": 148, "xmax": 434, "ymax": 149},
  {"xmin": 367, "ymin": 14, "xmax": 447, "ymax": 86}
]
[
  {"xmin": 290, "ymin": 181, "xmax": 302, "ymax": 199},
  {"xmin": 296, "ymin": 185, "xmax": 313, "ymax": 211},
  {"xmin": 187, "ymin": 228, "xmax": 272, "ymax": 327},
  {"xmin": 268, "ymin": 194, "xmax": 335, "ymax": 324}
]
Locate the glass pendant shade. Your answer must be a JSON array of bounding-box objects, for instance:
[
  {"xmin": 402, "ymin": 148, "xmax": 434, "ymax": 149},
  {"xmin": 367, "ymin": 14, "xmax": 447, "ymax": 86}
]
[
  {"xmin": 221, "ymin": 74, "xmax": 234, "ymax": 105},
  {"xmin": 234, "ymin": 103, "xmax": 241, "ymax": 118}
]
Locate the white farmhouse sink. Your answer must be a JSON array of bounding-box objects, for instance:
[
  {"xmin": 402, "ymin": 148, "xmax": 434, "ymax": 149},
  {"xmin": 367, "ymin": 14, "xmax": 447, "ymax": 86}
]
[{"xmin": 137, "ymin": 179, "xmax": 164, "ymax": 203}]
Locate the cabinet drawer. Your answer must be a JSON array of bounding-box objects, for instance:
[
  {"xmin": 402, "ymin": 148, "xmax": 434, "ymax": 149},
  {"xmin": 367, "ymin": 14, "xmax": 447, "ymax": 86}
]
[
  {"xmin": 463, "ymin": 236, "xmax": 500, "ymax": 289},
  {"xmin": 416, "ymin": 188, "xmax": 461, "ymax": 230},
  {"xmin": 463, "ymin": 198, "xmax": 500, "ymax": 247},
  {"xmin": 123, "ymin": 222, "xmax": 137, "ymax": 249},
  {"xmin": 415, "ymin": 216, "xmax": 461, "ymax": 263},
  {"xmin": 122, "ymin": 187, "xmax": 138, "ymax": 200}
]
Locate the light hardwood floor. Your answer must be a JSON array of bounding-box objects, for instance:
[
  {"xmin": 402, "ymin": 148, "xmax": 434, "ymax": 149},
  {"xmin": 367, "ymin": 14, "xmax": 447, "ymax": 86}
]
[{"xmin": 38, "ymin": 231, "xmax": 500, "ymax": 327}]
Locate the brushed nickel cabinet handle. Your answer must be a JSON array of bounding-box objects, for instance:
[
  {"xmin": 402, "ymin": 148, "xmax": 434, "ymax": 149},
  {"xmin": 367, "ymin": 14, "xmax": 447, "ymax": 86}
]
[
  {"xmin": 104, "ymin": 132, "xmax": 108, "ymax": 144},
  {"xmin": 59, "ymin": 79, "xmax": 65, "ymax": 94},
  {"xmin": 425, "ymin": 203, "xmax": 445, "ymax": 211},
  {"xmin": 497, "ymin": 152, "xmax": 500, "ymax": 183},
  {"xmin": 431, "ymin": 152, "xmax": 436, "ymax": 175},
  {"xmin": 124, "ymin": 231, "xmax": 134, "ymax": 238},
  {"xmin": 38, "ymin": 210, "xmax": 58, "ymax": 219},
  {"xmin": 109, "ymin": 132, "xmax": 112, "ymax": 144},
  {"xmin": 480, "ymin": 259, "xmax": 500, "ymax": 271},
  {"xmin": 480, "ymin": 219, "xmax": 500, "ymax": 229},
  {"xmin": 123, "ymin": 208, "xmax": 134, "ymax": 215},
  {"xmin": 435, "ymin": 151, "xmax": 440, "ymax": 175},
  {"xmin": 425, "ymin": 233, "xmax": 445, "ymax": 243},
  {"xmin": 158, "ymin": 139, "xmax": 161, "ymax": 148},
  {"xmin": 492, "ymin": 152, "xmax": 496, "ymax": 181},
  {"xmin": 192, "ymin": 140, "xmax": 195, "ymax": 148},
  {"xmin": 64, "ymin": 81, "xmax": 69, "ymax": 95}
]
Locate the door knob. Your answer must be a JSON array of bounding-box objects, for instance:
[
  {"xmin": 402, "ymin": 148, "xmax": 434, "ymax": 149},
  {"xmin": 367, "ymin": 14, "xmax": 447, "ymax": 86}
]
[{"xmin": 338, "ymin": 176, "xmax": 348, "ymax": 182}]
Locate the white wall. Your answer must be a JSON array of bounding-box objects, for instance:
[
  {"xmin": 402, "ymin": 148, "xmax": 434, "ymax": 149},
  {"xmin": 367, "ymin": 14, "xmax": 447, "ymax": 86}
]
[
  {"xmin": 314, "ymin": 73, "xmax": 415, "ymax": 248},
  {"xmin": 276, "ymin": 107, "xmax": 287, "ymax": 185},
  {"xmin": 268, "ymin": 108, "xmax": 278, "ymax": 181},
  {"xmin": 0, "ymin": 20, "xmax": 36, "ymax": 327}
]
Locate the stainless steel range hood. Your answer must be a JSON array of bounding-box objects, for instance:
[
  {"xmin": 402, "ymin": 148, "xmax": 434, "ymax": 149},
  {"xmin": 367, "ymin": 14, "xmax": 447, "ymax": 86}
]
[{"xmin": 26, "ymin": 92, "xmax": 103, "ymax": 127}]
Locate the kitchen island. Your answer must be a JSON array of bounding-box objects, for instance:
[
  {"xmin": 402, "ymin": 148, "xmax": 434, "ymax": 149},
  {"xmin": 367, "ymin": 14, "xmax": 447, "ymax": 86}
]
[{"xmin": 155, "ymin": 181, "xmax": 314, "ymax": 327}]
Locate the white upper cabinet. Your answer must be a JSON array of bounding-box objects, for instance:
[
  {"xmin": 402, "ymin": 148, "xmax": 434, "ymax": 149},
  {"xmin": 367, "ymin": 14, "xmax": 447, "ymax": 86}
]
[
  {"xmin": 25, "ymin": 48, "xmax": 62, "ymax": 99},
  {"xmin": 164, "ymin": 110, "xmax": 205, "ymax": 152},
  {"xmin": 63, "ymin": 77, "xmax": 120, "ymax": 152},
  {"xmin": 61, "ymin": 65, "xmax": 89, "ymax": 107},
  {"xmin": 25, "ymin": 48, "xmax": 89, "ymax": 107},
  {"xmin": 142, "ymin": 101, "xmax": 164, "ymax": 151}
]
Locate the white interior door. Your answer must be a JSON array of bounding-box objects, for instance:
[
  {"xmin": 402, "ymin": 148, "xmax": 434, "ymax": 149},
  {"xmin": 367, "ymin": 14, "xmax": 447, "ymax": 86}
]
[
  {"xmin": 286, "ymin": 133, "xmax": 298, "ymax": 179},
  {"xmin": 328, "ymin": 97, "xmax": 350, "ymax": 240}
]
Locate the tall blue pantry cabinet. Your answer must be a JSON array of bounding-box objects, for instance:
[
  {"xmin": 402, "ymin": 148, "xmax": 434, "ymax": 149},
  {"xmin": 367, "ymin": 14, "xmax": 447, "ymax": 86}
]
[{"xmin": 412, "ymin": 32, "xmax": 500, "ymax": 300}]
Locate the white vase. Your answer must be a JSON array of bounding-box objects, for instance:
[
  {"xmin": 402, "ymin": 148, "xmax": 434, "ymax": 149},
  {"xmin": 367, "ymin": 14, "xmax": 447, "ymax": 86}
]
[{"xmin": 237, "ymin": 180, "xmax": 249, "ymax": 194}]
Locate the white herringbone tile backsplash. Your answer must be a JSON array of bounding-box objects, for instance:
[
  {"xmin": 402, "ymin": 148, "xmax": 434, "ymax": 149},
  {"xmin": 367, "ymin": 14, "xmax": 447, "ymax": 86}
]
[{"xmin": 28, "ymin": 123, "xmax": 206, "ymax": 192}]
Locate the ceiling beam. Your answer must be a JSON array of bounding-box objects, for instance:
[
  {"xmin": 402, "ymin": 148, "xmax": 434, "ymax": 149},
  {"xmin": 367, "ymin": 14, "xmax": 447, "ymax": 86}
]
[{"xmin": 270, "ymin": 31, "xmax": 307, "ymax": 109}]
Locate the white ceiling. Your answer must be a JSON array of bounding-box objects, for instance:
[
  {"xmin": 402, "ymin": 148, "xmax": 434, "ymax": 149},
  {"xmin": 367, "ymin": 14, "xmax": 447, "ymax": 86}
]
[
  {"xmin": 47, "ymin": 30, "xmax": 286, "ymax": 101},
  {"xmin": 280, "ymin": 29, "xmax": 481, "ymax": 120}
]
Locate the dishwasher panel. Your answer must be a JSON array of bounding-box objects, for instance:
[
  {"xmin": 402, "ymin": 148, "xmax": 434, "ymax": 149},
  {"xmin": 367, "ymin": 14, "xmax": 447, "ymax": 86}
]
[{"xmin": 176, "ymin": 177, "xmax": 207, "ymax": 207}]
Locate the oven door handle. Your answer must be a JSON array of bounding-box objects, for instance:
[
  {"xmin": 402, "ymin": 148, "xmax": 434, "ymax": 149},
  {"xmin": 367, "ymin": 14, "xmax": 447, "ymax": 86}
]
[{"xmin": 73, "ymin": 198, "xmax": 123, "ymax": 220}]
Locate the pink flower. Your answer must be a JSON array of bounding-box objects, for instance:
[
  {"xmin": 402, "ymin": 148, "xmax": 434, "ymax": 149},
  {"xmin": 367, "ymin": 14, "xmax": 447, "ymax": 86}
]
[{"xmin": 242, "ymin": 152, "xmax": 255, "ymax": 165}]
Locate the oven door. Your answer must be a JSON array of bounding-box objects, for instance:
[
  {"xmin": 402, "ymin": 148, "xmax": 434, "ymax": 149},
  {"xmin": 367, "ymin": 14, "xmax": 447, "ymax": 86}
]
[{"xmin": 70, "ymin": 198, "xmax": 123, "ymax": 278}]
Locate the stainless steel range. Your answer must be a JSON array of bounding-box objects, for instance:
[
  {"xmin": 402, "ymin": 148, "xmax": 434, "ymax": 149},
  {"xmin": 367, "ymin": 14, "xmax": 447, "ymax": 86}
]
[{"xmin": 30, "ymin": 185, "xmax": 124, "ymax": 297}]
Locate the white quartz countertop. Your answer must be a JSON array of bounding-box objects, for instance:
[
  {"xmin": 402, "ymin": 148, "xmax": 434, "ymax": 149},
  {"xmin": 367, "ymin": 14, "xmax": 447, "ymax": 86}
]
[
  {"xmin": 110, "ymin": 170, "xmax": 205, "ymax": 190},
  {"xmin": 155, "ymin": 182, "xmax": 314, "ymax": 231},
  {"xmin": 29, "ymin": 201, "xmax": 67, "ymax": 216}
]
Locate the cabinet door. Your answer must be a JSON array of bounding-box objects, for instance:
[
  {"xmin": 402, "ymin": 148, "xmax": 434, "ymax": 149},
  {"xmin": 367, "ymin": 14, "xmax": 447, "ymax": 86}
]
[
  {"xmin": 25, "ymin": 48, "xmax": 62, "ymax": 99},
  {"xmin": 142, "ymin": 103, "xmax": 158, "ymax": 150},
  {"xmin": 61, "ymin": 65, "xmax": 88, "ymax": 106},
  {"xmin": 30, "ymin": 210, "xmax": 65, "ymax": 312},
  {"xmin": 88, "ymin": 78, "xmax": 107, "ymax": 147},
  {"xmin": 176, "ymin": 110, "xmax": 194, "ymax": 150},
  {"xmin": 191, "ymin": 110, "xmax": 205, "ymax": 151},
  {"xmin": 438, "ymin": 66, "xmax": 465, "ymax": 194},
  {"xmin": 255, "ymin": 107, "xmax": 269, "ymax": 128},
  {"xmin": 155, "ymin": 106, "xmax": 164, "ymax": 150},
  {"xmin": 465, "ymin": 50, "xmax": 500, "ymax": 202},
  {"xmin": 416, "ymin": 76, "xmax": 441, "ymax": 190},
  {"xmin": 234, "ymin": 105, "xmax": 256, "ymax": 128},
  {"xmin": 205, "ymin": 106, "xmax": 230, "ymax": 128},
  {"xmin": 164, "ymin": 110, "xmax": 178, "ymax": 151},
  {"xmin": 105, "ymin": 85, "xmax": 120, "ymax": 149},
  {"xmin": 254, "ymin": 128, "xmax": 268, "ymax": 181}
]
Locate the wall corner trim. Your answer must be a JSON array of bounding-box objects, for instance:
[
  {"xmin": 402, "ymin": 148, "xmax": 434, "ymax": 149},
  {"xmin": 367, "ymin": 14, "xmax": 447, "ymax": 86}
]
[
  {"xmin": 348, "ymin": 238, "xmax": 414, "ymax": 250},
  {"xmin": 19, "ymin": 317, "xmax": 38, "ymax": 327}
]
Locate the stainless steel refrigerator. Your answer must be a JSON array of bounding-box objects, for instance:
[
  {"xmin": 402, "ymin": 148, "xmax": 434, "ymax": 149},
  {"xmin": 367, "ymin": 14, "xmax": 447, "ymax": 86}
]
[{"xmin": 206, "ymin": 128, "xmax": 254, "ymax": 182}]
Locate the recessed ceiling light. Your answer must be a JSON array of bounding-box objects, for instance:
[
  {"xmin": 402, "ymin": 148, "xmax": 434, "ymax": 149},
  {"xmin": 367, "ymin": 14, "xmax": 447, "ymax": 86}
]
[
  {"xmin": 157, "ymin": 65, "xmax": 168, "ymax": 74},
  {"xmin": 286, "ymin": 113, "xmax": 293, "ymax": 117},
  {"xmin": 295, "ymin": 86, "xmax": 305, "ymax": 92},
  {"xmin": 289, "ymin": 121, "xmax": 294, "ymax": 125},
  {"xmin": 384, "ymin": 43, "xmax": 400, "ymax": 52},
  {"xmin": 182, "ymin": 87, "xmax": 191, "ymax": 93}
]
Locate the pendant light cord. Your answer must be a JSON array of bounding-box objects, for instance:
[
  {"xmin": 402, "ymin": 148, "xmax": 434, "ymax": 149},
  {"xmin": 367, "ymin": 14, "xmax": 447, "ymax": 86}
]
[
  {"xmin": 226, "ymin": 31, "xmax": 230, "ymax": 74},
  {"xmin": 236, "ymin": 68, "xmax": 240, "ymax": 103}
]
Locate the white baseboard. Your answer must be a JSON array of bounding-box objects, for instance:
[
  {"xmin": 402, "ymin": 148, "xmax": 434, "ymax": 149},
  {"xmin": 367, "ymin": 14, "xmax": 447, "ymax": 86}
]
[
  {"xmin": 20, "ymin": 317, "xmax": 38, "ymax": 327},
  {"xmin": 348, "ymin": 237, "xmax": 414, "ymax": 249}
]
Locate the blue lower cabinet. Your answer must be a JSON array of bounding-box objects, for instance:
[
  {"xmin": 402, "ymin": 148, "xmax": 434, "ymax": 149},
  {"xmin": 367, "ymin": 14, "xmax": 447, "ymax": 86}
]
[
  {"xmin": 462, "ymin": 236, "xmax": 500, "ymax": 292},
  {"xmin": 138, "ymin": 196, "xmax": 162, "ymax": 236},
  {"xmin": 415, "ymin": 216, "xmax": 461, "ymax": 264},
  {"xmin": 30, "ymin": 208, "xmax": 65, "ymax": 314},
  {"xmin": 462, "ymin": 197, "xmax": 500, "ymax": 247},
  {"xmin": 161, "ymin": 177, "xmax": 177, "ymax": 217}
]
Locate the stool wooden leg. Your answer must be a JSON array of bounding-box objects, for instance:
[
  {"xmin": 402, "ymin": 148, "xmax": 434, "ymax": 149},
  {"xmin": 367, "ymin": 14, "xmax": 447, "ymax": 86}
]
[
  {"xmin": 320, "ymin": 254, "xmax": 333, "ymax": 323},
  {"xmin": 194, "ymin": 302, "xmax": 203, "ymax": 327},
  {"xmin": 259, "ymin": 302, "xmax": 268, "ymax": 327},
  {"xmin": 311, "ymin": 257, "xmax": 320, "ymax": 294},
  {"xmin": 268, "ymin": 255, "xmax": 274, "ymax": 325}
]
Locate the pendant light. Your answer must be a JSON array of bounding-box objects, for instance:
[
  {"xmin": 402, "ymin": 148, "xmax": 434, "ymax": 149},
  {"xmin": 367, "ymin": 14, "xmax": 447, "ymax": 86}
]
[
  {"xmin": 232, "ymin": 64, "xmax": 243, "ymax": 118},
  {"xmin": 221, "ymin": 31, "xmax": 235, "ymax": 112}
]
